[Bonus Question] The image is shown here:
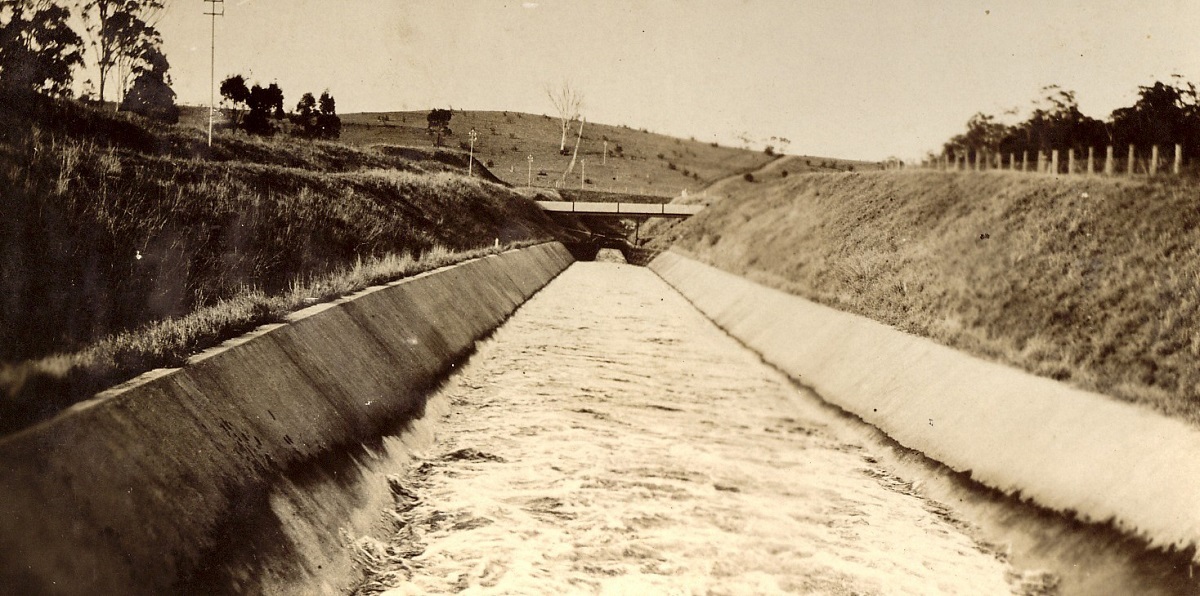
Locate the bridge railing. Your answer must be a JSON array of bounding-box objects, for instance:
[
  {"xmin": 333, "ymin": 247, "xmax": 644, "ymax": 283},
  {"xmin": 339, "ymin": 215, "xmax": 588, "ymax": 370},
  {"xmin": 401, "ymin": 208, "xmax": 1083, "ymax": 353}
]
[{"xmin": 535, "ymin": 201, "xmax": 703, "ymax": 218}]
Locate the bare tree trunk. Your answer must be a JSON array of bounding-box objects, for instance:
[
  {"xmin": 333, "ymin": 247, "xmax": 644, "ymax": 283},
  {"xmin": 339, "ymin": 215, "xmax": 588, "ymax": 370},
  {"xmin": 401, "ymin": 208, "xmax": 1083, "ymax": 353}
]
[{"xmin": 560, "ymin": 119, "xmax": 585, "ymax": 185}]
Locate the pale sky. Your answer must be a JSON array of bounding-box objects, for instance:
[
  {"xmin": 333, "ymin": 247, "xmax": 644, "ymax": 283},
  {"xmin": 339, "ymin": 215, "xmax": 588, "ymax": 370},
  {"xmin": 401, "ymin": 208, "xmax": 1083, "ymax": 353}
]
[{"xmin": 155, "ymin": 0, "xmax": 1200, "ymax": 161}]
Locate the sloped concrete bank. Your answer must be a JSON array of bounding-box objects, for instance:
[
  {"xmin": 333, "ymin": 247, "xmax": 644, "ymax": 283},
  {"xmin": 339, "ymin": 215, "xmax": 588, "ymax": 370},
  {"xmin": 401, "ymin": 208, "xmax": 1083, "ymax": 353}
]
[
  {"xmin": 650, "ymin": 250, "xmax": 1200, "ymax": 562},
  {"xmin": 0, "ymin": 242, "xmax": 573, "ymax": 595}
]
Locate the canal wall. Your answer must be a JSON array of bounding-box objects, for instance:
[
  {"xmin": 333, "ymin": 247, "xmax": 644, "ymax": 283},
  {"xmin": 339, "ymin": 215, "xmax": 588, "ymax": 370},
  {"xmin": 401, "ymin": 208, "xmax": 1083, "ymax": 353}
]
[
  {"xmin": 650, "ymin": 250, "xmax": 1200, "ymax": 562},
  {"xmin": 0, "ymin": 242, "xmax": 574, "ymax": 595}
]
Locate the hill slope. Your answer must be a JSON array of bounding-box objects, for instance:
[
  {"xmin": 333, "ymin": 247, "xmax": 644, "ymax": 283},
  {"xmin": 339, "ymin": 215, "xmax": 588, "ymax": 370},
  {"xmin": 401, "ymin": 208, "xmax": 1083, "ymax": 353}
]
[
  {"xmin": 340, "ymin": 110, "xmax": 776, "ymax": 197},
  {"xmin": 653, "ymin": 169, "xmax": 1200, "ymax": 425},
  {"xmin": 1, "ymin": 93, "xmax": 560, "ymax": 431}
]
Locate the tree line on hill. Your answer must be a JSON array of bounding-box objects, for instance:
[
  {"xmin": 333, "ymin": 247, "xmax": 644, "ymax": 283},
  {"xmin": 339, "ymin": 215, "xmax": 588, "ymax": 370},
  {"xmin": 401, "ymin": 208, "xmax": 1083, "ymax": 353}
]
[
  {"xmin": 941, "ymin": 77, "xmax": 1200, "ymax": 164},
  {"xmin": 219, "ymin": 74, "xmax": 341, "ymax": 139},
  {"xmin": 0, "ymin": 0, "xmax": 177, "ymax": 122}
]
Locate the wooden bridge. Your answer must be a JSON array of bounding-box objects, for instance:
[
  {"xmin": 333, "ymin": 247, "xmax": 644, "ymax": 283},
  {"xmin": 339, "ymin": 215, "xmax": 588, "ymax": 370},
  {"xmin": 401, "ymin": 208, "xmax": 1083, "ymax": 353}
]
[{"xmin": 535, "ymin": 201, "xmax": 703, "ymax": 218}]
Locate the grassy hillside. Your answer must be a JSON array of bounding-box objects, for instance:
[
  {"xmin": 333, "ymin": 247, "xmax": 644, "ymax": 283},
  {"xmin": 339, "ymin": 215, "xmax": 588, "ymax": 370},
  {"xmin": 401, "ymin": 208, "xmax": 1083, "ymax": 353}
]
[
  {"xmin": 340, "ymin": 110, "xmax": 776, "ymax": 197},
  {"xmin": 1, "ymin": 93, "xmax": 560, "ymax": 432},
  {"xmin": 653, "ymin": 170, "xmax": 1200, "ymax": 425}
]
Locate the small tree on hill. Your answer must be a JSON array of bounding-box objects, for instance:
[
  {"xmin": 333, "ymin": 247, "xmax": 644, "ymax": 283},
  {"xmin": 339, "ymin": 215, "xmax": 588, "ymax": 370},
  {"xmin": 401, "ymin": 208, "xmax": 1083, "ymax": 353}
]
[
  {"xmin": 547, "ymin": 81, "xmax": 583, "ymax": 153},
  {"xmin": 292, "ymin": 91, "xmax": 316, "ymax": 136},
  {"xmin": 242, "ymin": 83, "xmax": 284, "ymax": 136},
  {"xmin": 220, "ymin": 74, "xmax": 250, "ymax": 129},
  {"xmin": 427, "ymin": 108, "xmax": 452, "ymax": 146},
  {"xmin": 317, "ymin": 90, "xmax": 340, "ymax": 139},
  {"xmin": 118, "ymin": 45, "xmax": 176, "ymax": 122}
]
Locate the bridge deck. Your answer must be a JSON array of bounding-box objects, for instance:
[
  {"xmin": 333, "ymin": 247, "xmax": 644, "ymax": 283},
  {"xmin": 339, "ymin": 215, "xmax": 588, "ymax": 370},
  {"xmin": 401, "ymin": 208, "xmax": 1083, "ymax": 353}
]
[{"xmin": 535, "ymin": 201, "xmax": 703, "ymax": 218}]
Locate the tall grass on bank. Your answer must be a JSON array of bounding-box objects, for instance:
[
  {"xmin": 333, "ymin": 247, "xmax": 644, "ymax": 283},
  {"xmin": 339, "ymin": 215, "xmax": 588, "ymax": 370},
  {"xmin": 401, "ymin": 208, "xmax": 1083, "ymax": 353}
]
[
  {"xmin": 2, "ymin": 116, "xmax": 556, "ymax": 361},
  {"xmin": 0, "ymin": 92, "xmax": 563, "ymax": 434},
  {"xmin": 656, "ymin": 170, "xmax": 1200, "ymax": 426},
  {"xmin": 0, "ymin": 241, "xmax": 542, "ymax": 435}
]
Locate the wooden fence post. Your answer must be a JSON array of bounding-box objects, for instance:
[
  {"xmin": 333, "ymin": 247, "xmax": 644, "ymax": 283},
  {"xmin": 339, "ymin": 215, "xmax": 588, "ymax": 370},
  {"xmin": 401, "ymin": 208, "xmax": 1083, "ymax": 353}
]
[
  {"xmin": 1175, "ymin": 143, "xmax": 1182, "ymax": 175},
  {"xmin": 1051, "ymin": 149, "xmax": 1059, "ymax": 175},
  {"xmin": 994, "ymin": 152, "xmax": 1001, "ymax": 169},
  {"xmin": 1087, "ymin": 147, "xmax": 1094, "ymax": 175},
  {"xmin": 1068, "ymin": 148, "xmax": 1076, "ymax": 174},
  {"xmin": 1105, "ymin": 145, "xmax": 1114, "ymax": 175},
  {"xmin": 1023, "ymin": 150, "xmax": 1029, "ymax": 172},
  {"xmin": 1128, "ymin": 144, "xmax": 1136, "ymax": 175},
  {"xmin": 974, "ymin": 151, "xmax": 980, "ymax": 171},
  {"xmin": 1009, "ymin": 153, "xmax": 1015, "ymax": 171},
  {"xmin": 1150, "ymin": 145, "xmax": 1159, "ymax": 176}
]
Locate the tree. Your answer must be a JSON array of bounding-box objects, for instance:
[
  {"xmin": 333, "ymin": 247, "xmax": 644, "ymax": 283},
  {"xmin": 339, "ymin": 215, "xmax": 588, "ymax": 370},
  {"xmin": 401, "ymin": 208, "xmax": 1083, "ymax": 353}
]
[
  {"xmin": 0, "ymin": 1, "xmax": 84, "ymax": 97},
  {"xmin": 80, "ymin": 0, "xmax": 166, "ymax": 108},
  {"xmin": 111, "ymin": 12, "xmax": 165, "ymax": 106},
  {"xmin": 292, "ymin": 91, "xmax": 316, "ymax": 136},
  {"xmin": 219, "ymin": 74, "xmax": 249, "ymax": 129},
  {"xmin": 242, "ymin": 82, "xmax": 283, "ymax": 136},
  {"xmin": 943, "ymin": 112, "xmax": 1009, "ymax": 162},
  {"xmin": 291, "ymin": 90, "xmax": 340, "ymax": 139},
  {"xmin": 118, "ymin": 43, "xmax": 176, "ymax": 122},
  {"xmin": 1111, "ymin": 77, "xmax": 1200, "ymax": 156},
  {"xmin": 427, "ymin": 108, "xmax": 452, "ymax": 146},
  {"xmin": 316, "ymin": 90, "xmax": 340, "ymax": 139},
  {"xmin": 546, "ymin": 81, "xmax": 582, "ymax": 153}
]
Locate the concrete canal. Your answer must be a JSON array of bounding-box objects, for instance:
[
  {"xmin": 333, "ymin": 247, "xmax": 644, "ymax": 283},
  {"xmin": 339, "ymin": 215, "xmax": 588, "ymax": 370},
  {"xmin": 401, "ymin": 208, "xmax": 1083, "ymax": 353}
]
[{"xmin": 346, "ymin": 260, "xmax": 1196, "ymax": 595}]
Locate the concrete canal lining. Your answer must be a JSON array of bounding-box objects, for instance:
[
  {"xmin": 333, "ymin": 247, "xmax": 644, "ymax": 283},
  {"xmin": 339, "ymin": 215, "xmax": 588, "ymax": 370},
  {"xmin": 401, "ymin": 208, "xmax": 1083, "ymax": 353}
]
[
  {"xmin": 649, "ymin": 250, "xmax": 1200, "ymax": 563},
  {"xmin": 0, "ymin": 242, "xmax": 573, "ymax": 595}
]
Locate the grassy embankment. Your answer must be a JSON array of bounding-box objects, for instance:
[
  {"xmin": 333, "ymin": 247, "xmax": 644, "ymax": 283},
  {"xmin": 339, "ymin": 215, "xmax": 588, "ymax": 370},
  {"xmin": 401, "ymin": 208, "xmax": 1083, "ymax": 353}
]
[
  {"xmin": 653, "ymin": 167, "xmax": 1200, "ymax": 425},
  {"xmin": 0, "ymin": 94, "xmax": 562, "ymax": 433},
  {"xmin": 338, "ymin": 109, "xmax": 776, "ymax": 197}
]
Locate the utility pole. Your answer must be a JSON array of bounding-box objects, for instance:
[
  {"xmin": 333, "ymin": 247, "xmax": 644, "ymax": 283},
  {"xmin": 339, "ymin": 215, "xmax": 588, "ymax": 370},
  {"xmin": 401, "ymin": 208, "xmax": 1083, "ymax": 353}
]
[
  {"xmin": 603, "ymin": 140, "xmax": 608, "ymax": 165},
  {"xmin": 204, "ymin": 0, "xmax": 224, "ymax": 147},
  {"xmin": 468, "ymin": 128, "xmax": 478, "ymax": 176},
  {"xmin": 527, "ymin": 154, "xmax": 534, "ymax": 187},
  {"xmin": 581, "ymin": 159, "xmax": 586, "ymax": 189}
]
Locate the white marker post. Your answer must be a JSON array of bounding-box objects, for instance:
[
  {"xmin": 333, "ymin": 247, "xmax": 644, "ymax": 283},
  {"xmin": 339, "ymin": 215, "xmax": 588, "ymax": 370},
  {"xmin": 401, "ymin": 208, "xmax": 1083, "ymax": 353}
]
[
  {"xmin": 527, "ymin": 154, "xmax": 534, "ymax": 187},
  {"xmin": 468, "ymin": 128, "xmax": 478, "ymax": 176}
]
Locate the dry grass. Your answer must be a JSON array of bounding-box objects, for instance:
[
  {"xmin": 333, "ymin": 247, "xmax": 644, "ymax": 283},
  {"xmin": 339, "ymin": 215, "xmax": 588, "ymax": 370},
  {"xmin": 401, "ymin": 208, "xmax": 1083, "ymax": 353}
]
[
  {"xmin": 335, "ymin": 109, "xmax": 776, "ymax": 197},
  {"xmin": 656, "ymin": 170, "xmax": 1200, "ymax": 426},
  {"xmin": 0, "ymin": 92, "xmax": 560, "ymax": 433},
  {"xmin": 0, "ymin": 241, "xmax": 534, "ymax": 434}
]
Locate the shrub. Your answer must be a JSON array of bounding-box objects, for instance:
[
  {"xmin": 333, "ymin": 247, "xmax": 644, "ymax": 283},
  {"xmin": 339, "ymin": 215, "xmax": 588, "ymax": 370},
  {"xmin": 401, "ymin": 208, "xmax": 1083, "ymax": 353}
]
[
  {"xmin": 668, "ymin": 162, "xmax": 677, "ymax": 170},
  {"xmin": 744, "ymin": 172, "xmax": 755, "ymax": 182},
  {"xmin": 764, "ymin": 145, "xmax": 775, "ymax": 156},
  {"xmin": 781, "ymin": 170, "xmax": 788, "ymax": 177}
]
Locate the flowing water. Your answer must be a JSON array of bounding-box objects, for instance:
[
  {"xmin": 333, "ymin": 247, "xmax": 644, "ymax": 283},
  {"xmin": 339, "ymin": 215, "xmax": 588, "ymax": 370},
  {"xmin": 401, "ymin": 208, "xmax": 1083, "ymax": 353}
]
[{"xmin": 350, "ymin": 261, "xmax": 1195, "ymax": 595}]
